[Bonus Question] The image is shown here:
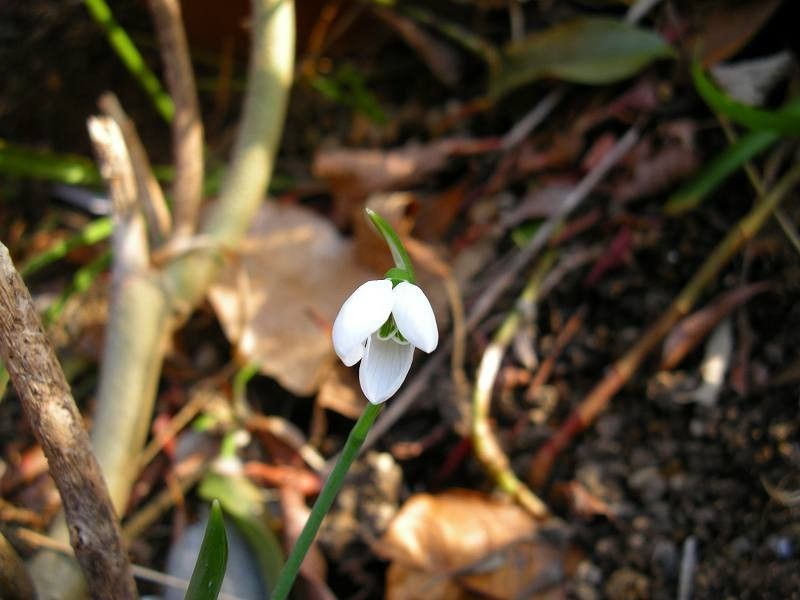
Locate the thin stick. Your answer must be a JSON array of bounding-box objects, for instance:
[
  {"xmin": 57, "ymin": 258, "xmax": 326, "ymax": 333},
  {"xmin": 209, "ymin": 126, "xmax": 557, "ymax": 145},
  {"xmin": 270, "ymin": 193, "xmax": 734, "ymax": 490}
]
[
  {"xmin": 148, "ymin": 0, "xmax": 204, "ymax": 238},
  {"xmin": 472, "ymin": 251, "xmax": 557, "ymax": 519},
  {"xmin": 99, "ymin": 92, "xmax": 172, "ymax": 244},
  {"xmin": 530, "ymin": 160, "xmax": 800, "ymax": 483},
  {"xmin": 0, "ymin": 243, "xmax": 136, "ymax": 599},
  {"xmin": 271, "ymin": 403, "xmax": 382, "ymax": 599}
]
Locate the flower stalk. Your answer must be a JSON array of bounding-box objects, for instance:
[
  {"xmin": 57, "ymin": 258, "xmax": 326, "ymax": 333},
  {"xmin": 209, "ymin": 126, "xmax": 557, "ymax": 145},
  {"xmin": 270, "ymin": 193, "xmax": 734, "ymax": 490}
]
[
  {"xmin": 271, "ymin": 402, "xmax": 382, "ymax": 599},
  {"xmin": 272, "ymin": 208, "xmax": 437, "ymax": 597}
]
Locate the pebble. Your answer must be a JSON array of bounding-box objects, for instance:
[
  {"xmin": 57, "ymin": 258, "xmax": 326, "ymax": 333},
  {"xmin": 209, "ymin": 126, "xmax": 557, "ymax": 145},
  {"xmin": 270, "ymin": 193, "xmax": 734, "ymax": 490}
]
[
  {"xmin": 651, "ymin": 538, "xmax": 679, "ymax": 577},
  {"xmin": 628, "ymin": 466, "xmax": 667, "ymax": 502},
  {"xmin": 605, "ymin": 567, "xmax": 650, "ymax": 600}
]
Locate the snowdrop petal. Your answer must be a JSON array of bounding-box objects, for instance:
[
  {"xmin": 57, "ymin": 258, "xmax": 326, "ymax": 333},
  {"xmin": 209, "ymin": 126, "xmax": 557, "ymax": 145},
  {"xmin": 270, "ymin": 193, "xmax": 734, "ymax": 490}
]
[
  {"xmin": 391, "ymin": 281, "xmax": 438, "ymax": 353},
  {"xmin": 332, "ymin": 279, "xmax": 394, "ymax": 366},
  {"xmin": 359, "ymin": 334, "xmax": 414, "ymax": 404}
]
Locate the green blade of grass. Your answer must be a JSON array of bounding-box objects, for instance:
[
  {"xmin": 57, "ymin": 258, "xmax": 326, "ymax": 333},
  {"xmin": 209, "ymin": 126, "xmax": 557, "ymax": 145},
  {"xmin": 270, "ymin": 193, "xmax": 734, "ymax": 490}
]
[
  {"xmin": 665, "ymin": 128, "xmax": 778, "ymax": 214},
  {"xmin": 42, "ymin": 250, "xmax": 111, "ymax": 326},
  {"xmin": 185, "ymin": 499, "xmax": 229, "ymax": 600},
  {"xmin": 20, "ymin": 218, "xmax": 113, "ymax": 277},
  {"xmin": 0, "ymin": 141, "xmax": 102, "ymax": 186},
  {"xmin": 83, "ymin": 0, "xmax": 174, "ymax": 123},
  {"xmin": 691, "ymin": 62, "xmax": 800, "ymax": 135}
]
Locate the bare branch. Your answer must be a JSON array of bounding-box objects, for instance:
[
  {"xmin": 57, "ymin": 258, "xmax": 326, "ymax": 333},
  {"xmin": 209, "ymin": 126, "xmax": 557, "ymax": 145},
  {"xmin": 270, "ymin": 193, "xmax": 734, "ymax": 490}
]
[
  {"xmin": 148, "ymin": 0, "xmax": 204, "ymax": 238},
  {"xmin": 0, "ymin": 243, "xmax": 136, "ymax": 600},
  {"xmin": 87, "ymin": 116, "xmax": 150, "ymax": 281},
  {"xmin": 99, "ymin": 92, "xmax": 172, "ymax": 244}
]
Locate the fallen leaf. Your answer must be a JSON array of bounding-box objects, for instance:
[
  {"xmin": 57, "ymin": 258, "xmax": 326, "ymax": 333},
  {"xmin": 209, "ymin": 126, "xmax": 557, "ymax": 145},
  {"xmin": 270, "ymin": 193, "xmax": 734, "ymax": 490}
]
[
  {"xmin": 316, "ymin": 362, "xmax": 365, "ymax": 419},
  {"xmin": 313, "ymin": 137, "xmax": 499, "ymax": 214},
  {"xmin": 490, "ymin": 18, "xmax": 674, "ymax": 99},
  {"xmin": 208, "ymin": 202, "xmax": 377, "ymax": 396},
  {"xmin": 660, "ymin": 282, "xmax": 770, "ymax": 370},
  {"xmin": 692, "ymin": 0, "xmax": 782, "ymax": 68},
  {"xmin": 584, "ymin": 226, "xmax": 632, "ymax": 286},
  {"xmin": 376, "ymin": 490, "xmax": 574, "ymax": 600},
  {"xmin": 611, "ymin": 122, "xmax": 700, "ymax": 203}
]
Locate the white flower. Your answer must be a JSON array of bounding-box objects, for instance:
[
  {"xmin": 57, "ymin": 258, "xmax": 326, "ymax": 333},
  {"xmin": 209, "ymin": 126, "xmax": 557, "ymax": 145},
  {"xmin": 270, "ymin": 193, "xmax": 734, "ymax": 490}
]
[{"xmin": 332, "ymin": 279, "xmax": 438, "ymax": 404}]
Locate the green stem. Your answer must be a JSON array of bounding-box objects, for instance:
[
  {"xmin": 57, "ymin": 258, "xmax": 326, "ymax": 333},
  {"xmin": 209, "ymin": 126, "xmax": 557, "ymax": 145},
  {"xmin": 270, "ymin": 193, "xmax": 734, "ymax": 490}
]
[{"xmin": 271, "ymin": 402, "xmax": 382, "ymax": 600}]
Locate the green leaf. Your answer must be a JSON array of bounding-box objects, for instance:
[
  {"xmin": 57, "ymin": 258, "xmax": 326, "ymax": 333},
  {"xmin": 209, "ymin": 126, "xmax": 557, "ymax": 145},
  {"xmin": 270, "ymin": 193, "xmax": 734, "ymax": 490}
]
[
  {"xmin": 199, "ymin": 473, "xmax": 284, "ymax": 592},
  {"xmin": 665, "ymin": 129, "xmax": 777, "ymax": 214},
  {"xmin": 365, "ymin": 208, "xmax": 416, "ymax": 283},
  {"xmin": 490, "ymin": 17, "xmax": 674, "ymax": 99},
  {"xmin": 185, "ymin": 499, "xmax": 228, "ymax": 600},
  {"xmin": 691, "ymin": 62, "xmax": 800, "ymax": 135},
  {"xmin": 20, "ymin": 218, "xmax": 113, "ymax": 277}
]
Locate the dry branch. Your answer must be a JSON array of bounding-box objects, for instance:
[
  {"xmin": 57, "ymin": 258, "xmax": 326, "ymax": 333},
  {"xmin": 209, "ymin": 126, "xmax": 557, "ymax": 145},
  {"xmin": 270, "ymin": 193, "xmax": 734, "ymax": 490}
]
[
  {"xmin": 148, "ymin": 0, "xmax": 204, "ymax": 238},
  {"xmin": 0, "ymin": 243, "xmax": 136, "ymax": 600},
  {"xmin": 99, "ymin": 92, "xmax": 171, "ymax": 243}
]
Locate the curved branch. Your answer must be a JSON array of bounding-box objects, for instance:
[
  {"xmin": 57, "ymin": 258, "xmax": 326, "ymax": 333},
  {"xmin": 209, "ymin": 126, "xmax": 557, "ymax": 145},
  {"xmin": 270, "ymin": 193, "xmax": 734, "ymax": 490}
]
[{"xmin": 0, "ymin": 244, "xmax": 136, "ymax": 599}]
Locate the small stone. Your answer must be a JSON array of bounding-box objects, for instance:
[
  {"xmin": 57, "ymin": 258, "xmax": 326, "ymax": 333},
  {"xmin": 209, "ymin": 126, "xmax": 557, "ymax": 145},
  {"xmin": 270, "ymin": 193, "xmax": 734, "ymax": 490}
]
[
  {"xmin": 628, "ymin": 466, "xmax": 666, "ymax": 502},
  {"xmin": 767, "ymin": 535, "xmax": 793, "ymax": 559},
  {"xmin": 605, "ymin": 567, "xmax": 650, "ymax": 600},
  {"xmin": 651, "ymin": 538, "xmax": 678, "ymax": 577},
  {"xmin": 729, "ymin": 536, "xmax": 752, "ymax": 558}
]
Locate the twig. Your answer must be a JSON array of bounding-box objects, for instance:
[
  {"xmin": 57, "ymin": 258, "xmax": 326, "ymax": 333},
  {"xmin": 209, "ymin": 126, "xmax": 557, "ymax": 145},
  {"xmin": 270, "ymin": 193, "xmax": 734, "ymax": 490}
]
[
  {"xmin": 349, "ymin": 126, "xmax": 640, "ymax": 459},
  {"xmin": 528, "ymin": 305, "xmax": 587, "ymax": 395},
  {"xmin": 530, "ymin": 159, "xmax": 800, "ymax": 484},
  {"xmin": 136, "ymin": 385, "xmax": 216, "ymax": 471},
  {"xmin": 472, "ymin": 251, "xmax": 557, "ymax": 519},
  {"xmin": 147, "ymin": 0, "xmax": 204, "ymax": 239},
  {"xmin": 99, "ymin": 92, "xmax": 172, "ymax": 244},
  {"xmin": 0, "ymin": 530, "xmax": 35, "ymax": 600},
  {"xmin": 0, "ymin": 243, "xmax": 136, "ymax": 599},
  {"xmin": 406, "ymin": 238, "xmax": 470, "ymax": 430},
  {"xmin": 625, "ymin": 0, "xmax": 664, "ymax": 23},
  {"xmin": 122, "ymin": 456, "xmax": 208, "ymax": 540},
  {"xmin": 501, "ymin": 87, "xmax": 565, "ymax": 150},
  {"xmin": 245, "ymin": 413, "xmax": 327, "ymax": 473},
  {"xmin": 87, "ymin": 116, "xmax": 150, "ymax": 280}
]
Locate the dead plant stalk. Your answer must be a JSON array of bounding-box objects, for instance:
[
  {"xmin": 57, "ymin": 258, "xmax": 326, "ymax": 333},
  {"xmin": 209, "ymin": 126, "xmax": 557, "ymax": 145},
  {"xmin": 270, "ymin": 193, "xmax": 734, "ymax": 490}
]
[
  {"xmin": 147, "ymin": 0, "xmax": 204, "ymax": 239},
  {"xmin": 472, "ymin": 251, "xmax": 557, "ymax": 519},
  {"xmin": 0, "ymin": 244, "xmax": 136, "ymax": 599}
]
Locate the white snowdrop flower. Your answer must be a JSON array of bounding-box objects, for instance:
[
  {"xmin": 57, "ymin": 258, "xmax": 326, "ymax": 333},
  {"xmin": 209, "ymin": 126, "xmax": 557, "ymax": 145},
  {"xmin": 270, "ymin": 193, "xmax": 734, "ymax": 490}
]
[{"xmin": 332, "ymin": 279, "xmax": 438, "ymax": 404}]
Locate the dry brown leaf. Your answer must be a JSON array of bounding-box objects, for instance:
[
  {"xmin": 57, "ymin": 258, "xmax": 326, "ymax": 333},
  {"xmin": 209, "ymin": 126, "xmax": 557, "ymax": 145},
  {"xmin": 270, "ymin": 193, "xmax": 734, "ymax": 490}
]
[
  {"xmin": 315, "ymin": 138, "xmax": 498, "ymax": 225},
  {"xmin": 692, "ymin": 0, "xmax": 782, "ymax": 68},
  {"xmin": 208, "ymin": 202, "xmax": 377, "ymax": 396},
  {"xmin": 376, "ymin": 490, "xmax": 572, "ymax": 600},
  {"xmin": 316, "ymin": 362, "xmax": 365, "ymax": 419},
  {"xmin": 660, "ymin": 282, "xmax": 770, "ymax": 371}
]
